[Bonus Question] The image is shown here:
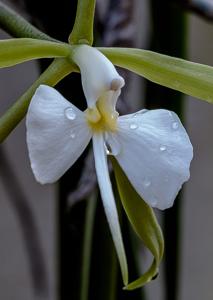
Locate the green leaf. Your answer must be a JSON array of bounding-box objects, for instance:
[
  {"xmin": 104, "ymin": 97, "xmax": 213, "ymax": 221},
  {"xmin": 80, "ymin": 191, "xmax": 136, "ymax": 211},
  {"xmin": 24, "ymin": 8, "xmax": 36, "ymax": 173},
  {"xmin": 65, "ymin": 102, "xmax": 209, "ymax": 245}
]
[
  {"xmin": 0, "ymin": 2, "xmax": 56, "ymax": 41},
  {"xmin": 0, "ymin": 38, "xmax": 71, "ymax": 67},
  {"xmin": 100, "ymin": 47, "xmax": 213, "ymax": 104},
  {"xmin": 111, "ymin": 158, "xmax": 164, "ymax": 290}
]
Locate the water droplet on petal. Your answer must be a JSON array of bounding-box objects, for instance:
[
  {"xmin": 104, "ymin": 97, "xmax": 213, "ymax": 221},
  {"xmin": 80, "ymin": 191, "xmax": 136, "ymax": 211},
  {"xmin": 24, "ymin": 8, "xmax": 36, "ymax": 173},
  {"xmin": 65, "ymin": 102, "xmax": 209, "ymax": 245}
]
[
  {"xmin": 133, "ymin": 109, "xmax": 148, "ymax": 117},
  {"xmin": 104, "ymin": 142, "xmax": 119, "ymax": 156},
  {"xmin": 143, "ymin": 178, "xmax": 151, "ymax": 188},
  {"xmin": 104, "ymin": 143, "xmax": 111, "ymax": 155},
  {"xmin": 172, "ymin": 122, "xmax": 179, "ymax": 130},
  {"xmin": 104, "ymin": 135, "xmax": 121, "ymax": 156},
  {"xmin": 151, "ymin": 197, "xmax": 158, "ymax": 206},
  {"xmin": 70, "ymin": 132, "xmax": 76, "ymax": 139},
  {"xmin": 160, "ymin": 145, "xmax": 167, "ymax": 152},
  {"xmin": 130, "ymin": 123, "xmax": 138, "ymax": 130},
  {"xmin": 65, "ymin": 107, "xmax": 76, "ymax": 120}
]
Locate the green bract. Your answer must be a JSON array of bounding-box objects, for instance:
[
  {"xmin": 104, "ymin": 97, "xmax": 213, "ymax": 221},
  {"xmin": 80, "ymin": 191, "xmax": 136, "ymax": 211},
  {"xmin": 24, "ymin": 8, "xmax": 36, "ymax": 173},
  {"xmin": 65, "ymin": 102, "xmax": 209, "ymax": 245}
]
[
  {"xmin": 112, "ymin": 159, "xmax": 164, "ymax": 289},
  {"xmin": 100, "ymin": 47, "xmax": 213, "ymax": 104}
]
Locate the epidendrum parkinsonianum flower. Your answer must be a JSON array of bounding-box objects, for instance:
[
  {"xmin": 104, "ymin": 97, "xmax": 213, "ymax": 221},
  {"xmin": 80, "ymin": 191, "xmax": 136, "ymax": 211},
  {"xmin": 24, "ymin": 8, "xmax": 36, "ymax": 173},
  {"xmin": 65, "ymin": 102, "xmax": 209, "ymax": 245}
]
[{"xmin": 26, "ymin": 45, "xmax": 193, "ymax": 286}]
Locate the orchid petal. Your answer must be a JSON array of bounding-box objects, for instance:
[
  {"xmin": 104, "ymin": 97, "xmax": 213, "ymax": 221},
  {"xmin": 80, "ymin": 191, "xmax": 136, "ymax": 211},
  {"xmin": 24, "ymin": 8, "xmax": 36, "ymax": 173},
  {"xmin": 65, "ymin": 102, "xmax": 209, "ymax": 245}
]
[
  {"xmin": 26, "ymin": 85, "xmax": 92, "ymax": 184},
  {"xmin": 73, "ymin": 45, "xmax": 124, "ymax": 107},
  {"xmin": 92, "ymin": 133, "xmax": 128, "ymax": 285},
  {"xmin": 108, "ymin": 109, "xmax": 193, "ymax": 210}
]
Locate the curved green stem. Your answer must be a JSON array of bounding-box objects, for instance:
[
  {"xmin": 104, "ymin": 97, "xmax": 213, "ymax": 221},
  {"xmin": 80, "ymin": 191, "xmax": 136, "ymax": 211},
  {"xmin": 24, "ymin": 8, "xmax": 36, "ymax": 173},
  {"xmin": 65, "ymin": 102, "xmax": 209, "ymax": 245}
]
[
  {"xmin": 0, "ymin": 1, "xmax": 57, "ymax": 41},
  {"xmin": 68, "ymin": 0, "xmax": 96, "ymax": 45},
  {"xmin": 0, "ymin": 58, "xmax": 76, "ymax": 143},
  {"xmin": 0, "ymin": 38, "xmax": 73, "ymax": 68}
]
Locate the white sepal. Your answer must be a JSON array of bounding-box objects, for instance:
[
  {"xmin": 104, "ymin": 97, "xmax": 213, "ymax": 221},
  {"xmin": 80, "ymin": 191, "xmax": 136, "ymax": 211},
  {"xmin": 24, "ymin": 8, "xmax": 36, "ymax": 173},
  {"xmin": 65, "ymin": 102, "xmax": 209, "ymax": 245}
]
[
  {"xmin": 92, "ymin": 133, "xmax": 128, "ymax": 285},
  {"xmin": 73, "ymin": 45, "xmax": 124, "ymax": 107},
  {"xmin": 111, "ymin": 109, "xmax": 193, "ymax": 210},
  {"xmin": 26, "ymin": 85, "xmax": 92, "ymax": 184}
]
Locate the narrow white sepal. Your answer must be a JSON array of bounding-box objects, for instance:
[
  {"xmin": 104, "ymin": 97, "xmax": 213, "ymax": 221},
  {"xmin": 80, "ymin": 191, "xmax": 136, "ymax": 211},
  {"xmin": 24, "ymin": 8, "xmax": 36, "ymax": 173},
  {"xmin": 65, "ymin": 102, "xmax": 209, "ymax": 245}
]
[
  {"xmin": 110, "ymin": 109, "xmax": 193, "ymax": 210},
  {"xmin": 26, "ymin": 85, "xmax": 92, "ymax": 184},
  {"xmin": 73, "ymin": 45, "xmax": 124, "ymax": 107},
  {"xmin": 92, "ymin": 133, "xmax": 128, "ymax": 285}
]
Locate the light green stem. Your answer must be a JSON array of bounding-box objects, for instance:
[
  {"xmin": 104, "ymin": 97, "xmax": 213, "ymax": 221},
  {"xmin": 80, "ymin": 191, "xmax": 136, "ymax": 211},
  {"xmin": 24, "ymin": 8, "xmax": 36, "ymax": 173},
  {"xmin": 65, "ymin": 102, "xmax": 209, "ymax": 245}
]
[
  {"xmin": 68, "ymin": 0, "xmax": 96, "ymax": 45},
  {"xmin": 0, "ymin": 1, "xmax": 56, "ymax": 41},
  {"xmin": 0, "ymin": 38, "xmax": 72, "ymax": 68},
  {"xmin": 80, "ymin": 193, "xmax": 97, "ymax": 300},
  {"xmin": 0, "ymin": 58, "xmax": 76, "ymax": 143}
]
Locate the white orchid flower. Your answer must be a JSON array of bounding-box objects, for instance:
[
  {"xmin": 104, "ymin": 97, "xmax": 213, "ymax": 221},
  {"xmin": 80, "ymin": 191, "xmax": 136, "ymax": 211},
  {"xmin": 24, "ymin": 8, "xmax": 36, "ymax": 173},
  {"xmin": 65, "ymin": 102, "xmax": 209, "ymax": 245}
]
[{"xmin": 26, "ymin": 45, "xmax": 193, "ymax": 285}]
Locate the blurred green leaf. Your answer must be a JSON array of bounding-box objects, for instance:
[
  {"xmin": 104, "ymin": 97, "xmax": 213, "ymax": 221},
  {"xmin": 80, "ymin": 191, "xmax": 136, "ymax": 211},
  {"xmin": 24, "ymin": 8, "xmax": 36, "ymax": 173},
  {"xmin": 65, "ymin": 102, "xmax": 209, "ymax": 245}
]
[
  {"xmin": 112, "ymin": 158, "xmax": 164, "ymax": 290},
  {"xmin": 100, "ymin": 47, "xmax": 213, "ymax": 104},
  {"xmin": 0, "ymin": 38, "xmax": 71, "ymax": 67},
  {"xmin": 0, "ymin": 2, "xmax": 56, "ymax": 41}
]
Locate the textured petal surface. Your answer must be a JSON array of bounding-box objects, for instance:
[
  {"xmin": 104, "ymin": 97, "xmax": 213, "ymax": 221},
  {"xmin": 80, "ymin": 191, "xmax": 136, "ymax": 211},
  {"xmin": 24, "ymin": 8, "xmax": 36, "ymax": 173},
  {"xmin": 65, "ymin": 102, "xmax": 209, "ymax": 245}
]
[
  {"xmin": 92, "ymin": 133, "xmax": 128, "ymax": 285},
  {"xmin": 73, "ymin": 45, "xmax": 124, "ymax": 107},
  {"xmin": 108, "ymin": 109, "xmax": 193, "ymax": 210},
  {"xmin": 26, "ymin": 85, "xmax": 92, "ymax": 184}
]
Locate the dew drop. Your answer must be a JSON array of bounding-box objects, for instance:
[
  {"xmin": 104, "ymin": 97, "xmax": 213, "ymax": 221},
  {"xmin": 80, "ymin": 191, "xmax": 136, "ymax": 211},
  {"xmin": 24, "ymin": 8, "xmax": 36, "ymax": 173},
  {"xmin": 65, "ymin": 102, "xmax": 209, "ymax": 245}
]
[
  {"xmin": 104, "ymin": 137, "xmax": 121, "ymax": 156},
  {"xmin": 130, "ymin": 123, "xmax": 138, "ymax": 130},
  {"xmin": 70, "ymin": 132, "xmax": 76, "ymax": 139},
  {"xmin": 65, "ymin": 107, "xmax": 76, "ymax": 120},
  {"xmin": 160, "ymin": 145, "xmax": 167, "ymax": 152},
  {"xmin": 133, "ymin": 109, "xmax": 148, "ymax": 117},
  {"xmin": 104, "ymin": 143, "xmax": 111, "ymax": 155},
  {"xmin": 110, "ymin": 145, "xmax": 120, "ymax": 156},
  {"xmin": 143, "ymin": 179, "xmax": 151, "ymax": 188},
  {"xmin": 151, "ymin": 197, "xmax": 158, "ymax": 206},
  {"xmin": 172, "ymin": 122, "xmax": 179, "ymax": 130}
]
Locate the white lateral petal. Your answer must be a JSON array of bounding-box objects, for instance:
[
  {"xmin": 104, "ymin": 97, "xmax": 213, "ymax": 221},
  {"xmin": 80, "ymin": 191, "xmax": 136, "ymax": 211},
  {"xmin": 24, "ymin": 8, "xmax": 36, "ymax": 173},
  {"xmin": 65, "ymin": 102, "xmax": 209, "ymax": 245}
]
[
  {"xmin": 73, "ymin": 45, "xmax": 124, "ymax": 107},
  {"xmin": 26, "ymin": 85, "xmax": 92, "ymax": 184},
  {"xmin": 109, "ymin": 109, "xmax": 193, "ymax": 210},
  {"xmin": 92, "ymin": 133, "xmax": 128, "ymax": 285}
]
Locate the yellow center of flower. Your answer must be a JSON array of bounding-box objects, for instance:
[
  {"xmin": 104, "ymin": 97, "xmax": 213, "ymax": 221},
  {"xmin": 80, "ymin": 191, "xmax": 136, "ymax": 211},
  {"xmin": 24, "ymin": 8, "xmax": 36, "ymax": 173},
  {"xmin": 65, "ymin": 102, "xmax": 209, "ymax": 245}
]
[{"xmin": 85, "ymin": 92, "xmax": 119, "ymax": 132}]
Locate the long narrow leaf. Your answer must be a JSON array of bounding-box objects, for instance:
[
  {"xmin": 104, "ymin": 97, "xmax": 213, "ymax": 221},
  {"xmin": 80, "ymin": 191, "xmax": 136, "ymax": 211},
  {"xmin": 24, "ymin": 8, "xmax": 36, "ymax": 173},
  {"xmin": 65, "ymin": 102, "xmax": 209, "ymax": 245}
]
[
  {"xmin": 112, "ymin": 158, "xmax": 164, "ymax": 290},
  {"xmin": 0, "ymin": 38, "xmax": 71, "ymax": 67},
  {"xmin": 100, "ymin": 47, "xmax": 213, "ymax": 104},
  {"xmin": 0, "ymin": 2, "xmax": 55, "ymax": 41}
]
